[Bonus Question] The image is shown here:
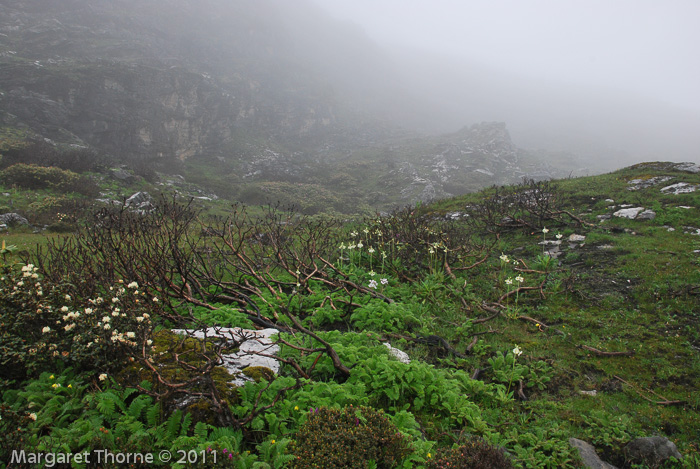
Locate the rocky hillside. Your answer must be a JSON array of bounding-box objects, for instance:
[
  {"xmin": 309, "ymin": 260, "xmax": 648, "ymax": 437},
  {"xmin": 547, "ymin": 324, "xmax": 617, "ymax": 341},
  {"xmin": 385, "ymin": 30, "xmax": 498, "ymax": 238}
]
[{"xmin": 0, "ymin": 0, "xmax": 582, "ymax": 212}]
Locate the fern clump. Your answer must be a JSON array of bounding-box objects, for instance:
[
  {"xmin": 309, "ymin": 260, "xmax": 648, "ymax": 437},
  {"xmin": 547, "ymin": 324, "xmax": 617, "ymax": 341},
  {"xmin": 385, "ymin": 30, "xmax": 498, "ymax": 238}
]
[
  {"xmin": 426, "ymin": 438, "xmax": 514, "ymax": 469},
  {"xmin": 288, "ymin": 405, "xmax": 411, "ymax": 468}
]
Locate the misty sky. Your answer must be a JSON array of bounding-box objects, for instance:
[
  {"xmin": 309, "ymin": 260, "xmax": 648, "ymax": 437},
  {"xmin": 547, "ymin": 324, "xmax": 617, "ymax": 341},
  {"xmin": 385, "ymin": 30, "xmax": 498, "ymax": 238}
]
[{"xmin": 315, "ymin": 0, "xmax": 700, "ymax": 113}]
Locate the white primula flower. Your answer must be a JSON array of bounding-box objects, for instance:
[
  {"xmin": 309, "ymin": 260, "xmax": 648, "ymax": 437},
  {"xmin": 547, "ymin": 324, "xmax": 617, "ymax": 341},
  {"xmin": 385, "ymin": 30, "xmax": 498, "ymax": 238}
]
[
  {"xmin": 542, "ymin": 227, "xmax": 549, "ymax": 234},
  {"xmin": 60, "ymin": 306, "xmax": 69, "ymax": 312},
  {"xmin": 127, "ymin": 281, "xmax": 139, "ymax": 289},
  {"xmin": 513, "ymin": 345, "xmax": 522, "ymax": 357},
  {"xmin": 380, "ymin": 278, "xmax": 389, "ymax": 285},
  {"xmin": 499, "ymin": 253, "xmax": 510, "ymax": 263},
  {"xmin": 368, "ymin": 247, "xmax": 375, "ymax": 254},
  {"xmin": 368, "ymin": 280, "xmax": 378, "ymax": 289},
  {"xmin": 42, "ymin": 326, "xmax": 51, "ymax": 333},
  {"xmin": 505, "ymin": 278, "xmax": 513, "ymax": 285},
  {"xmin": 126, "ymin": 332, "xmax": 135, "ymax": 338},
  {"xmin": 99, "ymin": 373, "xmax": 107, "ymax": 381},
  {"xmin": 369, "ymin": 270, "xmax": 376, "ymax": 277},
  {"xmin": 556, "ymin": 233, "xmax": 563, "ymax": 239},
  {"xmin": 515, "ymin": 275, "xmax": 524, "ymax": 283},
  {"xmin": 65, "ymin": 294, "xmax": 71, "ymax": 301}
]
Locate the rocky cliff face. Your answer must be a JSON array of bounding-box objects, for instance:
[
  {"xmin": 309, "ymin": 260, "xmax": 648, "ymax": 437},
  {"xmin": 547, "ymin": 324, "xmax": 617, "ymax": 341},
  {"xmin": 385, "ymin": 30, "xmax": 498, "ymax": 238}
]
[
  {"xmin": 0, "ymin": 0, "xmax": 341, "ymax": 161},
  {"xmin": 0, "ymin": 0, "xmax": 574, "ymax": 212}
]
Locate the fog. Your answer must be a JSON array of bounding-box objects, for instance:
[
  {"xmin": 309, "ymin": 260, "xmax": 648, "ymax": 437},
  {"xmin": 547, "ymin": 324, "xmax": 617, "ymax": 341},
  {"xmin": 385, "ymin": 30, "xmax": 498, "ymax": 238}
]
[{"xmin": 310, "ymin": 0, "xmax": 700, "ymax": 166}]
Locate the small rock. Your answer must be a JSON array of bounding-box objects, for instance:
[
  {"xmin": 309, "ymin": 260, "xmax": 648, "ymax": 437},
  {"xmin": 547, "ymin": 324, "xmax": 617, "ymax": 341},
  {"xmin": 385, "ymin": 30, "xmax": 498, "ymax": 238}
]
[
  {"xmin": 636, "ymin": 210, "xmax": 656, "ymax": 220},
  {"xmin": 624, "ymin": 436, "xmax": 682, "ymax": 467},
  {"xmin": 597, "ymin": 214, "xmax": 612, "ymax": 221},
  {"xmin": 569, "ymin": 438, "xmax": 618, "ymax": 469},
  {"xmin": 598, "ymin": 244, "xmax": 614, "ymax": 250},
  {"xmin": 569, "ymin": 234, "xmax": 586, "ymax": 242},
  {"xmin": 125, "ymin": 191, "xmax": 152, "ymax": 206},
  {"xmin": 613, "ymin": 207, "xmax": 644, "ymax": 219},
  {"xmin": 383, "ymin": 342, "xmax": 410, "ymax": 364},
  {"xmin": 579, "ymin": 390, "xmax": 597, "ymax": 397},
  {"xmin": 605, "ymin": 199, "xmax": 615, "ymax": 203}
]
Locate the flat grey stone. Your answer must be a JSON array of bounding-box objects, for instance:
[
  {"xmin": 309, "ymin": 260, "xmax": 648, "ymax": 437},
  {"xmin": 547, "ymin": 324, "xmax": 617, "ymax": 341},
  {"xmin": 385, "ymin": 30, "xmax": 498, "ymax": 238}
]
[{"xmin": 613, "ymin": 207, "xmax": 644, "ymax": 219}]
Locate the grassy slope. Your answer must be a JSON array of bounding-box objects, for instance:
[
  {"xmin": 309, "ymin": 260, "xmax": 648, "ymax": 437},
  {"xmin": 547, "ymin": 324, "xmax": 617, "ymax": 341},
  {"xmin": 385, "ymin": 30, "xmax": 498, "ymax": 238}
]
[
  {"xmin": 2, "ymin": 161, "xmax": 699, "ymax": 466},
  {"xmin": 429, "ymin": 162, "xmax": 700, "ymax": 458}
]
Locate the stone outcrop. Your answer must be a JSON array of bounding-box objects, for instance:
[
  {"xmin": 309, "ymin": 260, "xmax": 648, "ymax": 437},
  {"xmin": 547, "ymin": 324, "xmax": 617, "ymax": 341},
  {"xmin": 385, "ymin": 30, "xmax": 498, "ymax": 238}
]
[
  {"xmin": 172, "ymin": 327, "xmax": 280, "ymax": 386},
  {"xmin": 0, "ymin": 212, "xmax": 29, "ymax": 226}
]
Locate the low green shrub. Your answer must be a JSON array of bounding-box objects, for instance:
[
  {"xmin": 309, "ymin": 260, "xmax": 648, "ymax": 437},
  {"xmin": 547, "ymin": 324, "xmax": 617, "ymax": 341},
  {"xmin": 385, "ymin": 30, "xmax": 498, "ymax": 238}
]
[
  {"xmin": 288, "ymin": 405, "xmax": 411, "ymax": 468},
  {"xmin": 426, "ymin": 438, "xmax": 514, "ymax": 469},
  {"xmin": 0, "ymin": 163, "xmax": 98, "ymax": 195}
]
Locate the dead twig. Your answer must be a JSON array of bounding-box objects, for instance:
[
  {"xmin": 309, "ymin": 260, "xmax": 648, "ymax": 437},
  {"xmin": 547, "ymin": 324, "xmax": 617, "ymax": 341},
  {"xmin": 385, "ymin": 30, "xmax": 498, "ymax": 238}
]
[
  {"xmin": 580, "ymin": 345, "xmax": 634, "ymax": 357},
  {"xmin": 614, "ymin": 375, "xmax": 685, "ymax": 406}
]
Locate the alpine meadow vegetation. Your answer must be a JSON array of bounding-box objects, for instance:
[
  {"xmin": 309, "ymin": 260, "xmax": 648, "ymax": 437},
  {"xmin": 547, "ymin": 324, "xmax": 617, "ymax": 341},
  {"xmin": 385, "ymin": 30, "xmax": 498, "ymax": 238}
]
[{"xmin": 1, "ymin": 164, "xmax": 700, "ymax": 468}]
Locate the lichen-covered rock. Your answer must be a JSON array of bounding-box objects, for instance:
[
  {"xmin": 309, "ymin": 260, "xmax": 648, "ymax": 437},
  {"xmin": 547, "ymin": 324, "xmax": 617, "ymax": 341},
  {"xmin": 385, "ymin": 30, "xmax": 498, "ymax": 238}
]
[
  {"xmin": 383, "ymin": 342, "xmax": 410, "ymax": 364},
  {"xmin": 172, "ymin": 327, "xmax": 280, "ymax": 386}
]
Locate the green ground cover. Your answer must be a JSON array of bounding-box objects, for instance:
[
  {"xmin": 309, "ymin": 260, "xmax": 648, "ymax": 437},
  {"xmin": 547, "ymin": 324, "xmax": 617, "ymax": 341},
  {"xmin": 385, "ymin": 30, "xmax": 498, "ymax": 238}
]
[{"xmin": 1, "ymin": 162, "xmax": 699, "ymax": 467}]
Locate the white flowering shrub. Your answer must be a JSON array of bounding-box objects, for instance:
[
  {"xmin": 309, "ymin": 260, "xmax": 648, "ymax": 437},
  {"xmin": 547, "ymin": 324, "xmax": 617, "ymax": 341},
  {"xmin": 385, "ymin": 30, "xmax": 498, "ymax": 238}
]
[{"xmin": 0, "ymin": 264, "xmax": 157, "ymax": 381}]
